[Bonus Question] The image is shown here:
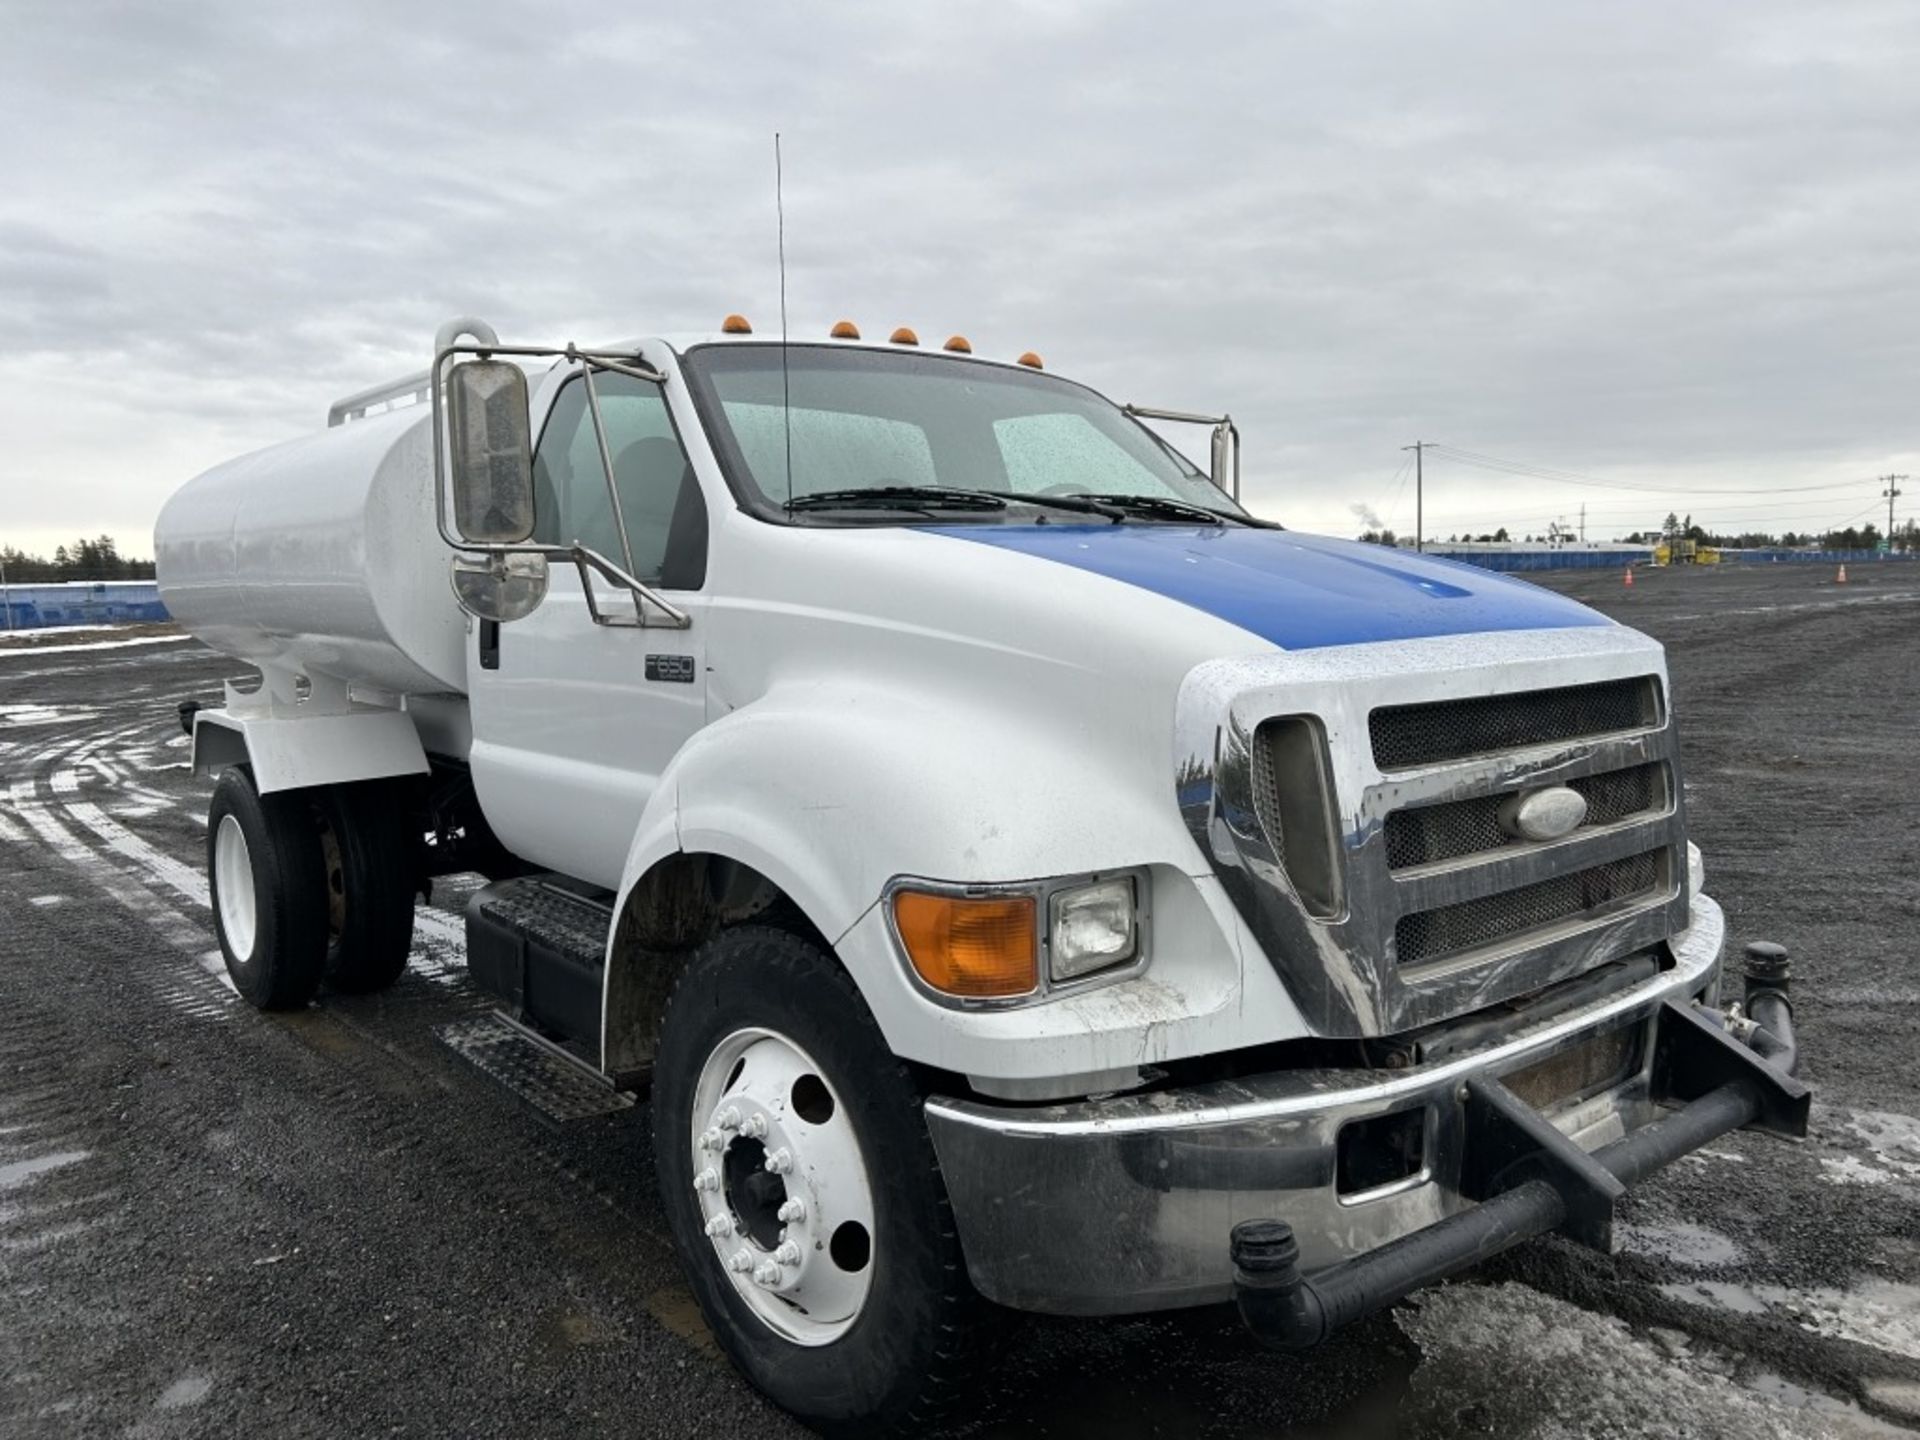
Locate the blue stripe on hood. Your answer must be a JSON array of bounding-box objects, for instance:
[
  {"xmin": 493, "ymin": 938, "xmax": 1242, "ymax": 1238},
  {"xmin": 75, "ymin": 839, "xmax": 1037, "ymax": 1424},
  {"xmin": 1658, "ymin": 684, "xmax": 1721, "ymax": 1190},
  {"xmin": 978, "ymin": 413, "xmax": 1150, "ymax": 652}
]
[{"xmin": 923, "ymin": 524, "xmax": 1612, "ymax": 650}]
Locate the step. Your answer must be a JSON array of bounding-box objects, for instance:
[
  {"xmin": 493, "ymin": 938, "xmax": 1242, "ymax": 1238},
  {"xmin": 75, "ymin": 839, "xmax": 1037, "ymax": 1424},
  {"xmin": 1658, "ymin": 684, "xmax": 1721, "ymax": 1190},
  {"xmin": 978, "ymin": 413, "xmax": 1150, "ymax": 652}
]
[
  {"xmin": 436, "ymin": 1012, "xmax": 636, "ymax": 1123},
  {"xmin": 465, "ymin": 876, "xmax": 614, "ymax": 1046}
]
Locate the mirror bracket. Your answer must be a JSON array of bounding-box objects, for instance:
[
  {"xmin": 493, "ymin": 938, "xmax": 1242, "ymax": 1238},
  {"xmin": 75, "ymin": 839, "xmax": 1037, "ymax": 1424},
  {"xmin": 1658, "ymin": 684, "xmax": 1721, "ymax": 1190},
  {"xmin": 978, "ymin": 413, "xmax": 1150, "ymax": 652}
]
[{"xmin": 1122, "ymin": 403, "xmax": 1241, "ymax": 500}]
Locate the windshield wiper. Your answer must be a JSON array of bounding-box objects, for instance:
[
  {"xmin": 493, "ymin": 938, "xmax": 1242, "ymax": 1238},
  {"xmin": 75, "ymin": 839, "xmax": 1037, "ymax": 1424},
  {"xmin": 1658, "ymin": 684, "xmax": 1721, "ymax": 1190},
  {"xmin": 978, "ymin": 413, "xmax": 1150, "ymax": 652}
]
[
  {"xmin": 785, "ymin": 485, "xmax": 1130, "ymax": 521},
  {"xmin": 1059, "ymin": 492, "xmax": 1233, "ymax": 525},
  {"xmin": 785, "ymin": 485, "xmax": 1008, "ymax": 513},
  {"xmin": 975, "ymin": 491, "xmax": 1125, "ymax": 521}
]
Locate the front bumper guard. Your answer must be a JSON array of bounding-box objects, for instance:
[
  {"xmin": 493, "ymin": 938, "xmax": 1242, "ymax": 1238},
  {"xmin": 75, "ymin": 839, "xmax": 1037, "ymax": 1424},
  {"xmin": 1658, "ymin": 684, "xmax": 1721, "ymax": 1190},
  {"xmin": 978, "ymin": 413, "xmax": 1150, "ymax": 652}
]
[
  {"xmin": 1232, "ymin": 988, "xmax": 1807, "ymax": 1349},
  {"xmin": 924, "ymin": 902, "xmax": 1806, "ymax": 1322}
]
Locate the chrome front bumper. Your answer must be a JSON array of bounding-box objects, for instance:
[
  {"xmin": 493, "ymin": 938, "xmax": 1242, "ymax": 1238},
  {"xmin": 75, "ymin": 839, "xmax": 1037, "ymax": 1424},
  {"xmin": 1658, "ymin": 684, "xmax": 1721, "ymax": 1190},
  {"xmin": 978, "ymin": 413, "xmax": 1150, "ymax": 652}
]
[{"xmin": 924, "ymin": 897, "xmax": 1729, "ymax": 1316}]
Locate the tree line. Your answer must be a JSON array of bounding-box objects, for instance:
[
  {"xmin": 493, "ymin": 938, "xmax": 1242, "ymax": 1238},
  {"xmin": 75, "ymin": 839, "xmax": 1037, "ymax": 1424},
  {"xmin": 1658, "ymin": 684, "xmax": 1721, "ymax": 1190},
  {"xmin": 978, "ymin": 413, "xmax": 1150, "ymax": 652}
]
[
  {"xmin": 0, "ymin": 536, "xmax": 156, "ymax": 582},
  {"xmin": 1356, "ymin": 513, "xmax": 1920, "ymax": 551}
]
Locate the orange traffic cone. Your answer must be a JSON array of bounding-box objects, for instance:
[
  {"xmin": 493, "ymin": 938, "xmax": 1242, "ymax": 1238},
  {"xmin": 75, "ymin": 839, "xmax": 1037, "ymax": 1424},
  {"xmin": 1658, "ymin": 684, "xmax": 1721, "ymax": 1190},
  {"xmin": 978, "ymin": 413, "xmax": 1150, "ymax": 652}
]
[
  {"xmin": 1623, "ymin": 566, "xmax": 1634, "ymax": 588},
  {"xmin": 1837, "ymin": 564, "xmax": 1848, "ymax": 585}
]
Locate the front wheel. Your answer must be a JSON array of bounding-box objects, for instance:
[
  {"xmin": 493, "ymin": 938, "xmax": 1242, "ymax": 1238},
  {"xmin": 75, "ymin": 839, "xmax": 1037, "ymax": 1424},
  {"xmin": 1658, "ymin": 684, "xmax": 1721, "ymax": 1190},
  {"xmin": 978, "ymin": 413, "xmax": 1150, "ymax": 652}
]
[{"xmin": 653, "ymin": 926, "xmax": 983, "ymax": 1437}]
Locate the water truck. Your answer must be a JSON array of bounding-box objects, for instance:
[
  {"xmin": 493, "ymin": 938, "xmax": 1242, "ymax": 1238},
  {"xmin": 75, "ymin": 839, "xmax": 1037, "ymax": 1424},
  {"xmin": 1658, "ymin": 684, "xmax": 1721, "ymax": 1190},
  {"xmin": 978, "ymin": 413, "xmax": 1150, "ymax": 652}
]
[{"xmin": 155, "ymin": 316, "xmax": 1808, "ymax": 1436}]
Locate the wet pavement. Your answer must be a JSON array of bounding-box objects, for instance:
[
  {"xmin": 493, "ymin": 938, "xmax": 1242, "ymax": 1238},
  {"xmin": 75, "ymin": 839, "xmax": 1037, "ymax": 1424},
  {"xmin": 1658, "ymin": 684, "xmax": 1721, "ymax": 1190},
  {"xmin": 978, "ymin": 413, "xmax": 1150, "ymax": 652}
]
[{"xmin": 1, "ymin": 563, "xmax": 1917, "ymax": 1437}]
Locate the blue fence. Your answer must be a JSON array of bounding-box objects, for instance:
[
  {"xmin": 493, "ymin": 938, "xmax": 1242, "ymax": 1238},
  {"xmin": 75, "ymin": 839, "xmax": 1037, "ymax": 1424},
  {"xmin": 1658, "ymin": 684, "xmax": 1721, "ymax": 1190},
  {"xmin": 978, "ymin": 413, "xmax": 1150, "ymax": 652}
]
[
  {"xmin": 1424, "ymin": 549, "xmax": 1652, "ymax": 573},
  {"xmin": 1, "ymin": 580, "xmax": 169, "ymax": 629},
  {"xmin": 1430, "ymin": 547, "xmax": 1915, "ymax": 573},
  {"xmin": 1719, "ymin": 549, "xmax": 1915, "ymax": 564}
]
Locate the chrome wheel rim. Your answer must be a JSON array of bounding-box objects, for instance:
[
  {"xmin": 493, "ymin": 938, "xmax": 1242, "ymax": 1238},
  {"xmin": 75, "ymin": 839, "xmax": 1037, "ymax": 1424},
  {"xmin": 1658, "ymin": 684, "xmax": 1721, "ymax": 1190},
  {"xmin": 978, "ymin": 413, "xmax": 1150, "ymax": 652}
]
[
  {"xmin": 689, "ymin": 1027, "xmax": 875, "ymax": 1345},
  {"xmin": 213, "ymin": 814, "xmax": 257, "ymax": 960}
]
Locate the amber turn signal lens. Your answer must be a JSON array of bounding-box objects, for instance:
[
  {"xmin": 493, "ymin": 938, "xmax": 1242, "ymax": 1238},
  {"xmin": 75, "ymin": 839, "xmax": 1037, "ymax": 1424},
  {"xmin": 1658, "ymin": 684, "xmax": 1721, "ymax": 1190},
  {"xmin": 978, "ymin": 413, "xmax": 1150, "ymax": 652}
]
[
  {"xmin": 721, "ymin": 313, "xmax": 753, "ymax": 334},
  {"xmin": 893, "ymin": 891, "xmax": 1037, "ymax": 998}
]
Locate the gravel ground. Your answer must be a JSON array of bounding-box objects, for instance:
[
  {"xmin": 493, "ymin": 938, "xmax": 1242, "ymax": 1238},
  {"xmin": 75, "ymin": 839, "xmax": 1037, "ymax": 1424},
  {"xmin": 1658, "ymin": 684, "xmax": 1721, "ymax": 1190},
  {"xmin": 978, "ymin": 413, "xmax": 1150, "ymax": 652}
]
[{"xmin": 1, "ymin": 563, "xmax": 1916, "ymax": 1438}]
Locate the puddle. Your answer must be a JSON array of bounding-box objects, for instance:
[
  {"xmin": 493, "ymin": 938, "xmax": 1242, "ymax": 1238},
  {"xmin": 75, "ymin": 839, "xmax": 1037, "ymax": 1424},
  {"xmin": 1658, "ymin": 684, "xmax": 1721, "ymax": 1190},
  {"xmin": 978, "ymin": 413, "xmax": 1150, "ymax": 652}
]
[
  {"xmin": 0, "ymin": 703, "xmax": 97, "ymax": 726},
  {"xmin": 1397, "ymin": 1281, "xmax": 1841, "ymax": 1438},
  {"xmin": 1743, "ymin": 1371, "xmax": 1915, "ymax": 1437},
  {"xmin": 1617, "ymin": 1221, "xmax": 1742, "ymax": 1268},
  {"xmin": 1662, "ymin": 1278, "xmax": 1920, "ymax": 1361},
  {"xmin": 0, "ymin": 1150, "xmax": 89, "ymax": 1192},
  {"xmin": 1661, "ymin": 1279, "xmax": 1770, "ymax": 1315},
  {"xmin": 156, "ymin": 1374, "xmax": 213, "ymax": 1410}
]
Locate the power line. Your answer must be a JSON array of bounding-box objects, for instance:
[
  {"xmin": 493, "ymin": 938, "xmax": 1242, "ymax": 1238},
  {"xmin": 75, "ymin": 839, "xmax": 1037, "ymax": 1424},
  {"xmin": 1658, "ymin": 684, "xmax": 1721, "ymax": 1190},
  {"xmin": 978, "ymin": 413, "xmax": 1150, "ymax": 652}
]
[{"xmin": 1425, "ymin": 444, "xmax": 1875, "ymax": 497}]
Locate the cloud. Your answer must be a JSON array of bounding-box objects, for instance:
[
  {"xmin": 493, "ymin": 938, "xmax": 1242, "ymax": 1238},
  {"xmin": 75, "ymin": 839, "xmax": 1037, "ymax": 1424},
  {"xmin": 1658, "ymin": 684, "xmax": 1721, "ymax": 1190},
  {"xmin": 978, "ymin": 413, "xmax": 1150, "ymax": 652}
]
[{"xmin": 1, "ymin": 0, "xmax": 1916, "ymax": 554}]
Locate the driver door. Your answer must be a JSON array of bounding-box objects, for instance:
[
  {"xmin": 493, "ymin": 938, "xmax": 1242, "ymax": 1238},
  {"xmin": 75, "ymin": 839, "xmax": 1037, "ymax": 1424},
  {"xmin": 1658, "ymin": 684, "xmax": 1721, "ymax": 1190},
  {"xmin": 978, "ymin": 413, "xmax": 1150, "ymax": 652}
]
[{"xmin": 467, "ymin": 368, "xmax": 711, "ymax": 889}]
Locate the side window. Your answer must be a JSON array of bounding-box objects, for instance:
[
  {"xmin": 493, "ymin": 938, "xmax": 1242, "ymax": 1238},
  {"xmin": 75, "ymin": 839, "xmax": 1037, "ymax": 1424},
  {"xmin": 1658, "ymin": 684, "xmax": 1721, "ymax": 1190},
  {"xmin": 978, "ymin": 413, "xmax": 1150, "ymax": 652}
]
[
  {"xmin": 993, "ymin": 412, "xmax": 1178, "ymax": 498},
  {"xmin": 532, "ymin": 374, "xmax": 709, "ymax": 588}
]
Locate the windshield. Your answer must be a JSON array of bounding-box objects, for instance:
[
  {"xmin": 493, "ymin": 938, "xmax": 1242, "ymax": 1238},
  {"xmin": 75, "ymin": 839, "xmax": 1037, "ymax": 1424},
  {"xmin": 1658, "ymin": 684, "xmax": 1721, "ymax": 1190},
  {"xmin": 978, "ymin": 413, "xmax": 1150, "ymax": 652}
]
[{"xmin": 680, "ymin": 343, "xmax": 1247, "ymax": 521}]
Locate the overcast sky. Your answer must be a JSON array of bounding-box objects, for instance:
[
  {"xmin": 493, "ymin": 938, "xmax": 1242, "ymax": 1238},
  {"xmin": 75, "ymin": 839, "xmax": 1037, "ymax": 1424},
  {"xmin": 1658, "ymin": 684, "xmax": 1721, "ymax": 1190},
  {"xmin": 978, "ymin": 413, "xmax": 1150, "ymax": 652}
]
[{"xmin": 3, "ymin": 1, "xmax": 1917, "ymax": 556}]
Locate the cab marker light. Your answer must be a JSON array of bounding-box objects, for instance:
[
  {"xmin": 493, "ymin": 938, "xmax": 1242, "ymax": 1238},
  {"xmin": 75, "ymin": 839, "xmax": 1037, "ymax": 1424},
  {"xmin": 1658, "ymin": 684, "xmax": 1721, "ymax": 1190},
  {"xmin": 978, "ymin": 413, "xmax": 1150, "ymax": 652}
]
[
  {"xmin": 943, "ymin": 335, "xmax": 972, "ymax": 353},
  {"xmin": 1017, "ymin": 351, "xmax": 1044, "ymax": 369},
  {"xmin": 890, "ymin": 326, "xmax": 920, "ymax": 346},
  {"xmin": 721, "ymin": 313, "xmax": 753, "ymax": 334},
  {"xmin": 830, "ymin": 320, "xmax": 861, "ymax": 339}
]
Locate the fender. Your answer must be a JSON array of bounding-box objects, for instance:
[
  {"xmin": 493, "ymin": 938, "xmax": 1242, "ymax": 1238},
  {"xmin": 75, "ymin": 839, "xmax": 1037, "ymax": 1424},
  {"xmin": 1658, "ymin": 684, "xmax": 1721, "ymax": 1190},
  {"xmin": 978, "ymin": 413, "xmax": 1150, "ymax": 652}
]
[
  {"xmin": 190, "ymin": 667, "xmax": 429, "ymax": 795},
  {"xmin": 602, "ymin": 676, "xmax": 1244, "ymax": 1075}
]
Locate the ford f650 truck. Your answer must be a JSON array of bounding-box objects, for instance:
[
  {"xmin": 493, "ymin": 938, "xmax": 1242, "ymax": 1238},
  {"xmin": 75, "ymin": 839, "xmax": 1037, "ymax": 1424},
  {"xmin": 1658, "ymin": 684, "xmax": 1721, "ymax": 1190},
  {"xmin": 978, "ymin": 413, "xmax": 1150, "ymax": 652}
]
[{"xmin": 155, "ymin": 316, "xmax": 1808, "ymax": 1436}]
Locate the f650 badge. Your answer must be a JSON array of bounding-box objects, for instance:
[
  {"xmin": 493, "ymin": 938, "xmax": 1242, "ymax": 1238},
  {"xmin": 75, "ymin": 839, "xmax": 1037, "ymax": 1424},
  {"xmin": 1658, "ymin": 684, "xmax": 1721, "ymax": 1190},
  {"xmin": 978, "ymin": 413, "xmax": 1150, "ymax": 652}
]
[{"xmin": 645, "ymin": 654, "xmax": 697, "ymax": 684}]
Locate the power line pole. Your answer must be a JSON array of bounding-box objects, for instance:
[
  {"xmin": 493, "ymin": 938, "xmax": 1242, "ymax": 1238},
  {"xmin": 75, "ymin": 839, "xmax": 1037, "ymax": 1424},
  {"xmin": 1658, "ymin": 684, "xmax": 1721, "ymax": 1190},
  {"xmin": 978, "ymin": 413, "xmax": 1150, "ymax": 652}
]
[
  {"xmin": 1883, "ymin": 474, "xmax": 1907, "ymax": 550},
  {"xmin": 1402, "ymin": 441, "xmax": 1429, "ymax": 552}
]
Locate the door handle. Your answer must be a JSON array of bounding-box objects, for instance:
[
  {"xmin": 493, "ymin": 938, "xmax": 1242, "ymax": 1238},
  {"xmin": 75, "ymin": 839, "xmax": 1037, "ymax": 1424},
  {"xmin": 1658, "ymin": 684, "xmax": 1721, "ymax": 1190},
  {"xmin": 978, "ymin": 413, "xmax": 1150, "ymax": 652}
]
[{"xmin": 479, "ymin": 618, "xmax": 500, "ymax": 671}]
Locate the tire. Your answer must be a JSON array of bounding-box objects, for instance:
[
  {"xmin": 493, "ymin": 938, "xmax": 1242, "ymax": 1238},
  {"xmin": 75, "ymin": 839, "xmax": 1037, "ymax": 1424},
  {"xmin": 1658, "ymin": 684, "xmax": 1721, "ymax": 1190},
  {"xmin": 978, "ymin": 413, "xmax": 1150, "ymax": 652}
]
[
  {"xmin": 653, "ymin": 926, "xmax": 983, "ymax": 1437},
  {"xmin": 314, "ymin": 782, "xmax": 417, "ymax": 994},
  {"xmin": 207, "ymin": 767, "xmax": 329, "ymax": 1010}
]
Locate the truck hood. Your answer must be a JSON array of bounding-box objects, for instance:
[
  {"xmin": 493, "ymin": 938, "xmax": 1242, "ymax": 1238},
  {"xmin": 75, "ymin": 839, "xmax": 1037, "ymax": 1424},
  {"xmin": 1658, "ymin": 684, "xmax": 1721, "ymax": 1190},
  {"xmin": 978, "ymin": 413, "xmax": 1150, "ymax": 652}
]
[{"xmin": 922, "ymin": 524, "xmax": 1612, "ymax": 650}]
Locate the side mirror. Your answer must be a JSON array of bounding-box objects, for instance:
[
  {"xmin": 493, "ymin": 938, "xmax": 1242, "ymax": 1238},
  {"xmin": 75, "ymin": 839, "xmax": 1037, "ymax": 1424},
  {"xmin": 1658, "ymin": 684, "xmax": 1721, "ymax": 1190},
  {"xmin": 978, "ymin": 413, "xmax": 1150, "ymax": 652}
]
[
  {"xmin": 446, "ymin": 359, "xmax": 535, "ymax": 543},
  {"xmin": 450, "ymin": 551, "xmax": 549, "ymax": 623},
  {"xmin": 1209, "ymin": 418, "xmax": 1240, "ymax": 501}
]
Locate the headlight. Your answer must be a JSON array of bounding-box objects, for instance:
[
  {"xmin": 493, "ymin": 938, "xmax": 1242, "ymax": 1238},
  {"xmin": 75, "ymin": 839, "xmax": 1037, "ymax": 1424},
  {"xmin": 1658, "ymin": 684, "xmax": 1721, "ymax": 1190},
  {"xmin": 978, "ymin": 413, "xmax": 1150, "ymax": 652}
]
[
  {"xmin": 1687, "ymin": 841, "xmax": 1705, "ymax": 898},
  {"xmin": 1049, "ymin": 877, "xmax": 1138, "ymax": 981}
]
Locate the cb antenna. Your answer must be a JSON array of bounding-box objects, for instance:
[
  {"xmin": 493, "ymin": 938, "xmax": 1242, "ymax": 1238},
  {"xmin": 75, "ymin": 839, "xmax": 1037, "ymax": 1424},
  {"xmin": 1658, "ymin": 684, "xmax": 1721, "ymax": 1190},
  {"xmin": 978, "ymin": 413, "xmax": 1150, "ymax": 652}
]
[{"xmin": 776, "ymin": 132, "xmax": 794, "ymax": 510}]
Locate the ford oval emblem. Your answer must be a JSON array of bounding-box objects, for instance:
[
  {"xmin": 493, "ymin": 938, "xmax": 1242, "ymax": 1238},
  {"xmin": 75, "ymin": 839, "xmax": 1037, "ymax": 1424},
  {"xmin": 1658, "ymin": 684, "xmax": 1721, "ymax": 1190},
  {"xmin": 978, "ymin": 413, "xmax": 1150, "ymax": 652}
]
[{"xmin": 1497, "ymin": 785, "xmax": 1588, "ymax": 843}]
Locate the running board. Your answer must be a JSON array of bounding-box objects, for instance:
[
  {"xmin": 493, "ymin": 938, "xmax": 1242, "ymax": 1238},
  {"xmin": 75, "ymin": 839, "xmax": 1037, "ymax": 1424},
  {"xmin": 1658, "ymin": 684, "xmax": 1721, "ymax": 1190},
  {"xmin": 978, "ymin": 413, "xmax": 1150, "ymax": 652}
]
[{"xmin": 436, "ymin": 1012, "xmax": 636, "ymax": 1123}]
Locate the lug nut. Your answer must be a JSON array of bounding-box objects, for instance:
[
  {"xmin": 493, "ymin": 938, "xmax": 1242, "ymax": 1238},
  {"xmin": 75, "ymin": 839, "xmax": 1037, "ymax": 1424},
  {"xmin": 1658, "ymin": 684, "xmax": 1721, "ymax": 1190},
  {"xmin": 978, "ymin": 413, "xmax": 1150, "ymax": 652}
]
[
  {"xmin": 763, "ymin": 1147, "xmax": 794, "ymax": 1175},
  {"xmin": 727, "ymin": 1249, "xmax": 755, "ymax": 1273},
  {"xmin": 704, "ymin": 1214, "xmax": 734, "ymax": 1239},
  {"xmin": 693, "ymin": 1167, "xmax": 720, "ymax": 1192},
  {"xmin": 774, "ymin": 1241, "xmax": 802, "ymax": 1266},
  {"xmin": 699, "ymin": 1128, "xmax": 725, "ymax": 1153},
  {"xmin": 776, "ymin": 1198, "xmax": 807, "ymax": 1224},
  {"xmin": 752, "ymin": 1262, "xmax": 782, "ymax": 1287},
  {"xmin": 742, "ymin": 1112, "xmax": 770, "ymax": 1139},
  {"xmin": 717, "ymin": 1106, "xmax": 742, "ymax": 1131}
]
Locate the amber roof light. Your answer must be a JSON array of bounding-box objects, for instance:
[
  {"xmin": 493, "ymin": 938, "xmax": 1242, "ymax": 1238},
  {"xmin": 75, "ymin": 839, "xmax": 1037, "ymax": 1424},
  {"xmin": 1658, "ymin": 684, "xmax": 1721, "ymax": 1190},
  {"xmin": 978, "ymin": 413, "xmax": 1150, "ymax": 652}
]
[
  {"xmin": 889, "ymin": 327, "xmax": 919, "ymax": 346},
  {"xmin": 1017, "ymin": 351, "xmax": 1044, "ymax": 369},
  {"xmin": 721, "ymin": 314, "xmax": 753, "ymax": 334},
  {"xmin": 943, "ymin": 335, "xmax": 972, "ymax": 354},
  {"xmin": 830, "ymin": 320, "xmax": 861, "ymax": 339}
]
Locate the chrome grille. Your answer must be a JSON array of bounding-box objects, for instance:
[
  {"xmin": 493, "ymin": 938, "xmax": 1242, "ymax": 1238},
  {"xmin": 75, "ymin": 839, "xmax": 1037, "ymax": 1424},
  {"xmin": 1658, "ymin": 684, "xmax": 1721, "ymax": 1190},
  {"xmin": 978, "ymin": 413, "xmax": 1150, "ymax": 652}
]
[
  {"xmin": 1395, "ymin": 850, "xmax": 1666, "ymax": 969},
  {"xmin": 1370, "ymin": 676, "xmax": 1662, "ymax": 771},
  {"xmin": 1382, "ymin": 762, "xmax": 1667, "ymax": 870}
]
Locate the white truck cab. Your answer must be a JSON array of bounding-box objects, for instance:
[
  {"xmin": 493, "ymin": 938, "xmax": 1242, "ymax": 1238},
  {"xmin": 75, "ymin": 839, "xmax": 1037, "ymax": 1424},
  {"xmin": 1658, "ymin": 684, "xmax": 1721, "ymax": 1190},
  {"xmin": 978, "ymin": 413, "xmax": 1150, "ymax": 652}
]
[{"xmin": 156, "ymin": 317, "xmax": 1808, "ymax": 1436}]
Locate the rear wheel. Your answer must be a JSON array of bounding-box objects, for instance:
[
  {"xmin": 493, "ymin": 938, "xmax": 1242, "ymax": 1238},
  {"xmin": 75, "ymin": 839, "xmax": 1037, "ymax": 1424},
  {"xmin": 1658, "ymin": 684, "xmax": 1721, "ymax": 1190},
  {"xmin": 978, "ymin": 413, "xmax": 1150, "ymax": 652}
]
[
  {"xmin": 315, "ymin": 782, "xmax": 417, "ymax": 994},
  {"xmin": 653, "ymin": 926, "xmax": 983, "ymax": 1437},
  {"xmin": 207, "ymin": 768, "xmax": 328, "ymax": 1010}
]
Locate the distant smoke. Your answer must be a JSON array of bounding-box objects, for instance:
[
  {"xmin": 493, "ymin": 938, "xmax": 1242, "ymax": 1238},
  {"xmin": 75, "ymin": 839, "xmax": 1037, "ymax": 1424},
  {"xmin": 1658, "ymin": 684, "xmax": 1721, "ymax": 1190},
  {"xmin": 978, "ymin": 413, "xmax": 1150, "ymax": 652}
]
[{"xmin": 1350, "ymin": 502, "xmax": 1385, "ymax": 530}]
